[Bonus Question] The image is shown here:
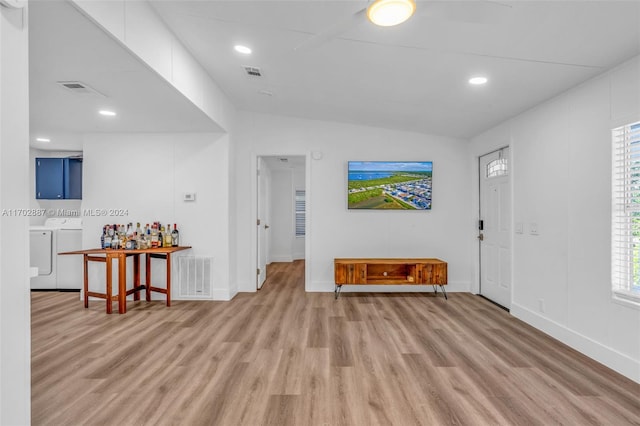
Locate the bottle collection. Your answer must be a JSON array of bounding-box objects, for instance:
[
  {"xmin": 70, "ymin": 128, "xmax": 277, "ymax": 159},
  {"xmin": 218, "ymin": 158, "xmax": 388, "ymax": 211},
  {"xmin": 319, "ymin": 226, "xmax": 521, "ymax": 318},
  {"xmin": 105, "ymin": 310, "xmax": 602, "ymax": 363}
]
[{"xmin": 101, "ymin": 222, "xmax": 180, "ymax": 250}]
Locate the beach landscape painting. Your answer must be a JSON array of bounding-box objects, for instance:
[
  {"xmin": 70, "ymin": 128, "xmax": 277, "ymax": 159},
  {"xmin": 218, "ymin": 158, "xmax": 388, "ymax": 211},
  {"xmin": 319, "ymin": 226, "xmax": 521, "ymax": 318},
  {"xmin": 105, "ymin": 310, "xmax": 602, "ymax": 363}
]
[{"xmin": 348, "ymin": 161, "xmax": 433, "ymax": 210}]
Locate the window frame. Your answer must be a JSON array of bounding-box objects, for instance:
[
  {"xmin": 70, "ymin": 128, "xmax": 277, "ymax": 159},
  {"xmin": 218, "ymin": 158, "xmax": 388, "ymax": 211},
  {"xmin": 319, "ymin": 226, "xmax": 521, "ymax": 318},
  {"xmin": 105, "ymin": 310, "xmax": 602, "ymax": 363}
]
[{"xmin": 611, "ymin": 120, "xmax": 640, "ymax": 307}]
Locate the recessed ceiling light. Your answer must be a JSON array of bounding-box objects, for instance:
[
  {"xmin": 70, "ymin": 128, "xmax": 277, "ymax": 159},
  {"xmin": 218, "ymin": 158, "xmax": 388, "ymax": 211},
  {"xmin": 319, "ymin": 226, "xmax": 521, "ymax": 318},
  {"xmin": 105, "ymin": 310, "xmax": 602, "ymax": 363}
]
[
  {"xmin": 367, "ymin": 0, "xmax": 416, "ymax": 27},
  {"xmin": 469, "ymin": 76, "xmax": 488, "ymax": 85},
  {"xmin": 99, "ymin": 110, "xmax": 117, "ymax": 116},
  {"xmin": 36, "ymin": 138, "xmax": 51, "ymax": 143},
  {"xmin": 234, "ymin": 45, "xmax": 252, "ymax": 54}
]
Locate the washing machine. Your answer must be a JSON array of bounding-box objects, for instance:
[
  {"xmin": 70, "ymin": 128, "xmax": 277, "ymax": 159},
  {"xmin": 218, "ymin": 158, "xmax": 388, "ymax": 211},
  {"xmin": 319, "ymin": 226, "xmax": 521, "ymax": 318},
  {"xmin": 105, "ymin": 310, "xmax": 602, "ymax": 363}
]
[{"xmin": 30, "ymin": 218, "xmax": 83, "ymax": 290}]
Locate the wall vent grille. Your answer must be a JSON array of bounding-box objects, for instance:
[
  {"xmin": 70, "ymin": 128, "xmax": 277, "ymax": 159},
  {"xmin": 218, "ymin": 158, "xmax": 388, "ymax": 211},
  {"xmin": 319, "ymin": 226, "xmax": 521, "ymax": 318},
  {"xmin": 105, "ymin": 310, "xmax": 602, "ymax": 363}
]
[
  {"xmin": 56, "ymin": 81, "xmax": 105, "ymax": 97},
  {"xmin": 177, "ymin": 256, "xmax": 214, "ymax": 299}
]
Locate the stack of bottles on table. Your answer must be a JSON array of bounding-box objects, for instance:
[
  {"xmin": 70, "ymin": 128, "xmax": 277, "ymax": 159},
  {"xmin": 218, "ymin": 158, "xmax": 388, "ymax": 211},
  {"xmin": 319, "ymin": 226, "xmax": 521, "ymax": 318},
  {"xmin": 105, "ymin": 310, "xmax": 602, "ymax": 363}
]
[{"xmin": 101, "ymin": 222, "xmax": 180, "ymax": 250}]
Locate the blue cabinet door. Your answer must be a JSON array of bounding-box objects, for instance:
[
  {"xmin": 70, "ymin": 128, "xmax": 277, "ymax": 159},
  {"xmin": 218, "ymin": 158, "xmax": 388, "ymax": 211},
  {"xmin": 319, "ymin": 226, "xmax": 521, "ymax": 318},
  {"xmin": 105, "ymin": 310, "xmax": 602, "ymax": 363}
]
[
  {"xmin": 35, "ymin": 158, "xmax": 64, "ymax": 199},
  {"xmin": 64, "ymin": 158, "xmax": 82, "ymax": 199}
]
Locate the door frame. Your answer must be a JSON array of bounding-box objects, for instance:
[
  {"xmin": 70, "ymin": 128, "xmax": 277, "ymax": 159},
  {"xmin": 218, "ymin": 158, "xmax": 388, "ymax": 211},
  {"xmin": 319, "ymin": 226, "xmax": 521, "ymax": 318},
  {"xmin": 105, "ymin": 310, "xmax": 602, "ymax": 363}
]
[
  {"xmin": 472, "ymin": 144, "xmax": 514, "ymax": 303},
  {"xmin": 251, "ymin": 152, "xmax": 311, "ymax": 291},
  {"xmin": 256, "ymin": 157, "xmax": 270, "ymax": 289}
]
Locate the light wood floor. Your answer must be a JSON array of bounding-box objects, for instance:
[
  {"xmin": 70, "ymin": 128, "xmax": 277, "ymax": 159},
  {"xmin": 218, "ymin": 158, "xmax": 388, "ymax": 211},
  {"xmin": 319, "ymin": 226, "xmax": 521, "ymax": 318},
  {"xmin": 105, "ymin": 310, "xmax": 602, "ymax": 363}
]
[{"xmin": 32, "ymin": 260, "xmax": 640, "ymax": 425}]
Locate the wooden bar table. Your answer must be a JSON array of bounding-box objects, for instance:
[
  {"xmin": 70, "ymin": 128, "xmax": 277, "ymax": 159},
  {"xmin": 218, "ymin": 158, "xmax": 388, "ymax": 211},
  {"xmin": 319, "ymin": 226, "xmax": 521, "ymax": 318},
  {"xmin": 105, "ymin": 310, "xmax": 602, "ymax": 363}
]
[{"xmin": 60, "ymin": 246, "xmax": 191, "ymax": 314}]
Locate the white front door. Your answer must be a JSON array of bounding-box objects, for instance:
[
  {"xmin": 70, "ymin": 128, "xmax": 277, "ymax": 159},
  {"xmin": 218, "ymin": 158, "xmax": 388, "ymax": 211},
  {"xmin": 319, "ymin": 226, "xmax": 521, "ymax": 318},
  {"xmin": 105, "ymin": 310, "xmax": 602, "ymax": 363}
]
[
  {"xmin": 257, "ymin": 157, "xmax": 268, "ymax": 289},
  {"xmin": 479, "ymin": 147, "xmax": 511, "ymax": 308}
]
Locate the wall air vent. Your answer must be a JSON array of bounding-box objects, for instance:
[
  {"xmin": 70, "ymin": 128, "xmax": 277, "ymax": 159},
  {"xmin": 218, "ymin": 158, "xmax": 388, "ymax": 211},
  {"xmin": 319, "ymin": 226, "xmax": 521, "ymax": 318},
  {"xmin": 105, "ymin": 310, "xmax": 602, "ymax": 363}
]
[
  {"xmin": 243, "ymin": 66, "xmax": 262, "ymax": 77},
  {"xmin": 177, "ymin": 256, "xmax": 214, "ymax": 300},
  {"xmin": 56, "ymin": 81, "xmax": 105, "ymax": 97}
]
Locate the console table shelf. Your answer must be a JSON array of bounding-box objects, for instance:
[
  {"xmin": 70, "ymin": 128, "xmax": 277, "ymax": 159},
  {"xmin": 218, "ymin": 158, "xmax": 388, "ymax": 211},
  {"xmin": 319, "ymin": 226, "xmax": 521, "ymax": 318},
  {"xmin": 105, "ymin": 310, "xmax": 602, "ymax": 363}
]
[{"xmin": 334, "ymin": 258, "xmax": 447, "ymax": 299}]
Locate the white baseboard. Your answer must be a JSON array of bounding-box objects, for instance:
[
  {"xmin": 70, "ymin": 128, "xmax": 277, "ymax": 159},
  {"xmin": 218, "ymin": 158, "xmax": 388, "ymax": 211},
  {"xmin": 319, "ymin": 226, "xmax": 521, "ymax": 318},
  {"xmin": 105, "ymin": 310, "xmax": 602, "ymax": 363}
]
[
  {"xmin": 211, "ymin": 288, "xmax": 236, "ymax": 301},
  {"xmin": 306, "ymin": 281, "xmax": 470, "ymax": 293},
  {"xmin": 511, "ymin": 302, "xmax": 640, "ymax": 383},
  {"xmin": 270, "ymin": 255, "xmax": 293, "ymax": 263}
]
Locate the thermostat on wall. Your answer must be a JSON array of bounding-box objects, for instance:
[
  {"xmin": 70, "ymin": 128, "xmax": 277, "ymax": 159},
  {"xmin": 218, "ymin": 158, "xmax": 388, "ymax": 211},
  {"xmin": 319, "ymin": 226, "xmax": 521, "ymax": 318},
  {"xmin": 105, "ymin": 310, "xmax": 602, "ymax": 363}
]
[{"xmin": 184, "ymin": 193, "xmax": 196, "ymax": 201}]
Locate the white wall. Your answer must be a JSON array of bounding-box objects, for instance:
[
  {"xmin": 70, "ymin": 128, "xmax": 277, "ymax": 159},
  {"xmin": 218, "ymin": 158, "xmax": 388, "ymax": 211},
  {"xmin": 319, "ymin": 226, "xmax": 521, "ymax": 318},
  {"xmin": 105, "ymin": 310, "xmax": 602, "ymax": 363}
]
[
  {"xmin": 82, "ymin": 132, "xmax": 234, "ymax": 300},
  {"xmin": 29, "ymin": 148, "xmax": 83, "ymax": 225},
  {"xmin": 268, "ymin": 165, "xmax": 306, "ymax": 262},
  {"xmin": 0, "ymin": 4, "xmax": 30, "ymax": 424},
  {"xmin": 470, "ymin": 56, "xmax": 640, "ymax": 382},
  {"xmin": 269, "ymin": 169, "xmax": 293, "ymax": 262},
  {"xmin": 235, "ymin": 112, "xmax": 472, "ymax": 293}
]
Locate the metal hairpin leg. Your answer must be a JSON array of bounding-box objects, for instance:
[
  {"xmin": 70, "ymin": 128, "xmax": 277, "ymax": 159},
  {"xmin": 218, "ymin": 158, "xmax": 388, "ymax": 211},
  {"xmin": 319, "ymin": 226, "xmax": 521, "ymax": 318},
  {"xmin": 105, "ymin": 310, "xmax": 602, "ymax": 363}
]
[
  {"xmin": 440, "ymin": 285, "xmax": 448, "ymax": 300},
  {"xmin": 334, "ymin": 284, "xmax": 343, "ymax": 300},
  {"xmin": 432, "ymin": 285, "xmax": 448, "ymax": 300}
]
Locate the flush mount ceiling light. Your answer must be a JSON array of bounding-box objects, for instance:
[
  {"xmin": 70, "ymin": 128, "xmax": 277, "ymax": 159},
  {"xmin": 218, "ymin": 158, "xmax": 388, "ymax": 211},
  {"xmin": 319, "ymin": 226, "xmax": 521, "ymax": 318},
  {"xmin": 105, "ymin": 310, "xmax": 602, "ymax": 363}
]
[
  {"xmin": 469, "ymin": 76, "xmax": 488, "ymax": 85},
  {"xmin": 234, "ymin": 45, "xmax": 252, "ymax": 54},
  {"xmin": 367, "ymin": 0, "xmax": 416, "ymax": 27},
  {"xmin": 98, "ymin": 110, "xmax": 117, "ymax": 117},
  {"xmin": 36, "ymin": 138, "xmax": 51, "ymax": 143}
]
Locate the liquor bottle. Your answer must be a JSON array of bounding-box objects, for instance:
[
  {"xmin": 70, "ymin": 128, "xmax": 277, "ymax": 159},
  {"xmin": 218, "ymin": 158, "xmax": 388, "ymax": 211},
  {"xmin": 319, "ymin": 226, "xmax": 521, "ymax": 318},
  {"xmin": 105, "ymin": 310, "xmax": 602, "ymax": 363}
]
[
  {"xmin": 104, "ymin": 225, "xmax": 112, "ymax": 249},
  {"xmin": 171, "ymin": 223, "xmax": 179, "ymax": 247},
  {"xmin": 110, "ymin": 226, "xmax": 119, "ymax": 249},
  {"xmin": 158, "ymin": 226, "xmax": 164, "ymax": 248},
  {"xmin": 164, "ymin": 224, "xmax": 172, "ymax": 247},
  {"xmin": 146, "ymin": 228, "xmax": 152, "ymax": 249},
  {"xmin": 126, "ymin": 223, "xmax": 134, "ymax": 242},
  {"xmin": 136, "ymin": 222, "xmax": 142, "ymax": 237},
  {"xmin": 119, "ymin": 225, "xmax": 126, "ymax": 248},
  {"xmin": 100, "ymin": 226, "xmax": 106, "ymax": 248},
  {"xmin": 151, "ymin": 224, "xmax": 159, "ymax": 248}
]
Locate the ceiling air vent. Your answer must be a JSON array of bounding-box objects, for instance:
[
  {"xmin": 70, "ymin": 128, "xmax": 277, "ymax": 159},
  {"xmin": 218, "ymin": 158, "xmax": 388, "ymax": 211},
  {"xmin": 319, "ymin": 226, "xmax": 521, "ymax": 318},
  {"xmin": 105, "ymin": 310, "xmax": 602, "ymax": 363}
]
[
  {"xmin": 56, "ymin": 81, "xmax": 105, "ymax": 97},
  {"xmin": 243, "ymin": 66, "xmax": 262, "ymax": 77}
]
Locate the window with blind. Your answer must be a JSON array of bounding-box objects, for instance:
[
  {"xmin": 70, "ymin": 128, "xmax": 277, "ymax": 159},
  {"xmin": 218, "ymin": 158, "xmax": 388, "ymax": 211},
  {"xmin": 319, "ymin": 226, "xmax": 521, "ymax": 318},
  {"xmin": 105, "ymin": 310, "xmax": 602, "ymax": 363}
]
[
  {"xmin": 612, "ymin": 121, "xmax": 640, "ymax": 305},
  {"xmin": 295, "ymin": 190, "xmax": 305, "ymax": 237}
]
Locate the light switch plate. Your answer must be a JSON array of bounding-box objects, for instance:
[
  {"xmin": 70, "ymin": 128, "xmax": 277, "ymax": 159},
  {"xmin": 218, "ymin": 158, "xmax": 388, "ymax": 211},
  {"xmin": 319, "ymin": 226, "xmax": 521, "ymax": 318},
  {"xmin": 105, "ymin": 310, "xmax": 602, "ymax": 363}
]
[
  {"xmin": 184, "ymin": 193, "xmax": 196, "ymax": 201},
  {"xmin": 530, "ymin": 222, "xmax": 539, "ymax": 235}
]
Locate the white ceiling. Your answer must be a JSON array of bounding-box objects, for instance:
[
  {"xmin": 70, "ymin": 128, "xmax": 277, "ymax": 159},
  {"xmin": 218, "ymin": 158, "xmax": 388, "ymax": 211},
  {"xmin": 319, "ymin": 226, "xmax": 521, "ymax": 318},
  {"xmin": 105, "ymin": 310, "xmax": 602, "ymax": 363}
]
[
  {"xmin": 29, "ymin": 0, "xmax": 222, "ymax": 151},
  {"xmin": 150, "ymin": 0, "xmax": 640, "ymax": 138},
  {"xmin": 29, "ymin": 0, "xmax": 640, "ymax": 150}
]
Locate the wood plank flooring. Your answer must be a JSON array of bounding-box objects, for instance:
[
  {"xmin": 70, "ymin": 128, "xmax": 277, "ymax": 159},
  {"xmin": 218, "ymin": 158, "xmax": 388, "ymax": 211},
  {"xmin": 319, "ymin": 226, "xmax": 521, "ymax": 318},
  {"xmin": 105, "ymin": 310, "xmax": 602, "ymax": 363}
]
[{"xmin": 32, "ymin": 260, "xmax": 640, "ymax": 425}]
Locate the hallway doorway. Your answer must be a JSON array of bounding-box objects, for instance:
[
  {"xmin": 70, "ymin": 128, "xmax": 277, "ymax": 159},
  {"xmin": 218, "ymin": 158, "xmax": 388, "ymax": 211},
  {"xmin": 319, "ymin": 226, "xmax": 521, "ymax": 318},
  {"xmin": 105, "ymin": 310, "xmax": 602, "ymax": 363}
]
[{"xmin": 256, "ymin": 155, "xmax": 307, "ymax": 289}]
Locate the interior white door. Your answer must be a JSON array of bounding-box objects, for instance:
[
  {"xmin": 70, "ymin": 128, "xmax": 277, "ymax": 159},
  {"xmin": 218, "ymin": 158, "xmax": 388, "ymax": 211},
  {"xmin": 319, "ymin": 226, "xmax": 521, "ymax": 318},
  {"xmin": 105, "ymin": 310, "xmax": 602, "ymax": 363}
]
[
  {"xmin": 257, "ymin": 157, "xmax": 268, "ymax": 289},
  {"xmin": 479, "ymin": 147, "xmax": 511, "ymax": 308}
]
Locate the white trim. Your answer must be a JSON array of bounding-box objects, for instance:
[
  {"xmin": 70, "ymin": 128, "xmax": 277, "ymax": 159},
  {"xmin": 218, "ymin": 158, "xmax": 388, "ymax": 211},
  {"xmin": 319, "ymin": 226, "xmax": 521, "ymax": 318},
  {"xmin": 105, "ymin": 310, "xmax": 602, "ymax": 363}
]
[
  {"xmin": 212, "ymin": 287, "xmax": 237, "ymax": 301},
  {"xmin": 512, "ymin": 302, "xmax": 640, "ymax": 383},
  {"xmin": 612, "ymin": 290, "xmax": 640, "ymax": 309},
  {"xmin": 269, "ymin": 255, "xmax": 294, "ymax": 263}
]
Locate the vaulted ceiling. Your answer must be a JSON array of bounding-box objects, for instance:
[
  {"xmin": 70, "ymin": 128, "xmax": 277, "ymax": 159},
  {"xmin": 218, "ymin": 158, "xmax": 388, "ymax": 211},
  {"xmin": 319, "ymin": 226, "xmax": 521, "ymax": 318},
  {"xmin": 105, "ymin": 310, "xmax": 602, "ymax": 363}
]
[
  {"xmin": 29, "ymin": 0, "xmax": 640, "ymax": 150},
  {"xmin": 151, "ymin": 0, "xmax": 640, "ymax": 138}
]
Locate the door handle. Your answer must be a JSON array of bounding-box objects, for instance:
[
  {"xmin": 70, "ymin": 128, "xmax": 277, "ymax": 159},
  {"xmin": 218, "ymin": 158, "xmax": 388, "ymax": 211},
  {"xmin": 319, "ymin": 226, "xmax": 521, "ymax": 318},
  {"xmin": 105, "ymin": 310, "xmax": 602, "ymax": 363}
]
[
  {"xmin": 264, "ymin": 224, "xmax": 270, "ymax": 229},
  {"xmin": 478, "ymin": 233, "xmax": 484, "ymax": 241}
]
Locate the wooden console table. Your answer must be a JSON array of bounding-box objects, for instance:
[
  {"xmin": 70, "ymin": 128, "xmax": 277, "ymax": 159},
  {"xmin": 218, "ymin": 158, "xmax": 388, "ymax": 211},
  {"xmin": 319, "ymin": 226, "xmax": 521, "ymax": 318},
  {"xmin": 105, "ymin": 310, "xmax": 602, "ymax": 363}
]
[
  {"xmin": 60, "ymin": 246, "xmax": 191, "ymax": 314},
  {"xmin": 334, "ymin": 258, "xmax": 447, "ymax": 300}
]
